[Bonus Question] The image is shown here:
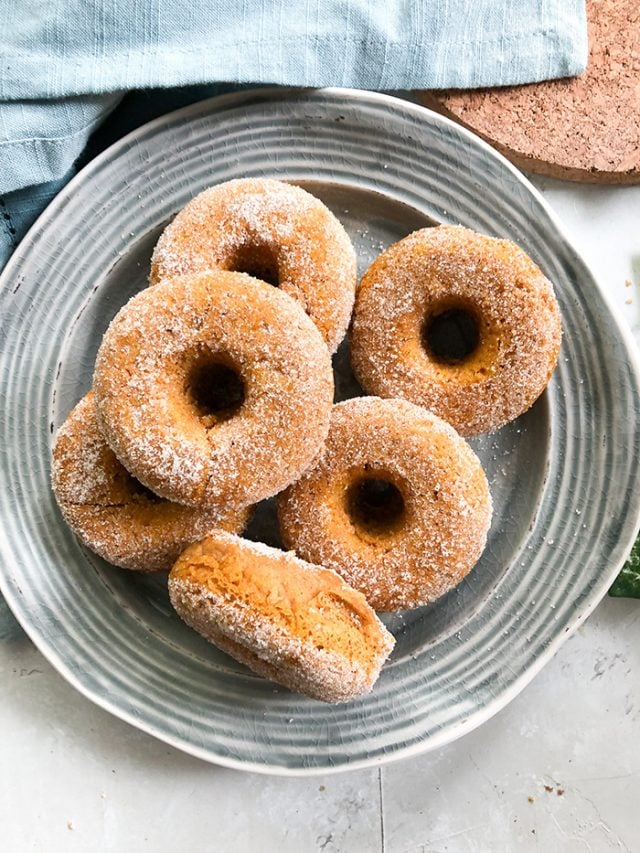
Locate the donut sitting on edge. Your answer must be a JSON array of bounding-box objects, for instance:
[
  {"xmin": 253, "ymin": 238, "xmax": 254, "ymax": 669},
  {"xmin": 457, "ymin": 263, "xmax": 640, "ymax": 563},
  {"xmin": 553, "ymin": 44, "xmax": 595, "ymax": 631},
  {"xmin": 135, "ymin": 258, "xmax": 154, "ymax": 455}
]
[{"xmin": 168, "ymin": 531, "xmax": 395, "ymax": 703}]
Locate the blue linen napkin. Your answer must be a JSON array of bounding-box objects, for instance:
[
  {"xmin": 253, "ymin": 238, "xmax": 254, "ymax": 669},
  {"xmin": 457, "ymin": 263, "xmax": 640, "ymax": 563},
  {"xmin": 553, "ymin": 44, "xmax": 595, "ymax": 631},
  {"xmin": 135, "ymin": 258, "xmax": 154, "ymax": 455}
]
[{"xmin": 0, "ymin": 0, "xmax": 588, "ymax": 270}]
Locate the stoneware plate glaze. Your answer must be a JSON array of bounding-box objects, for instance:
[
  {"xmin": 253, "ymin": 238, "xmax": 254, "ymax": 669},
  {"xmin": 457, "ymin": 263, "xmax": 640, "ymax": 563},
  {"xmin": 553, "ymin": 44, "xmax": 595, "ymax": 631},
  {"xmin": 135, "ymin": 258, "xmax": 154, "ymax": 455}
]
[{"xmin": 1, "ymin": 89, "xmax": 639, "ymax": 775}]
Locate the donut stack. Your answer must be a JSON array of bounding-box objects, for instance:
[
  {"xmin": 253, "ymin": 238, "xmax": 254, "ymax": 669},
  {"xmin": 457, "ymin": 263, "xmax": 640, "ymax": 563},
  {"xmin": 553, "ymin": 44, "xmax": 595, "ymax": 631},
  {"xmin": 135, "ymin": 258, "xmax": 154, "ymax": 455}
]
[{"xmin": 52, "ymin": 178, "xmax": 562, "ymax": 703}]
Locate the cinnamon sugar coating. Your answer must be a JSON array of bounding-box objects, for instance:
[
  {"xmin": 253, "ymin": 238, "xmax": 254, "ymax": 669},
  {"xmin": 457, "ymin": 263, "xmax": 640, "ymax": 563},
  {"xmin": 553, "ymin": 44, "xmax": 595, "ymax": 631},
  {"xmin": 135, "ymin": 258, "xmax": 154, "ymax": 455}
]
[
  {"xmin": 52, "ymin": 393, "xmax": 249, "ymax": 571},
  {"xmin": 169, "ymin": 531, "xmax": 395, "ymax": 703},
  {"xmin": 150, "ymin": 178, "xmax": 357, "ymax": 353},
  {"xmin": 350, "ymin": 225, "xmax": 562, "ymax": 436},
  {"xmin": 93, "ymin": 271, "xmax": 334, "ymax": 510},
  {"xmin": 278, "ymin": 397, "xmax": 492, "ymax": 612}
]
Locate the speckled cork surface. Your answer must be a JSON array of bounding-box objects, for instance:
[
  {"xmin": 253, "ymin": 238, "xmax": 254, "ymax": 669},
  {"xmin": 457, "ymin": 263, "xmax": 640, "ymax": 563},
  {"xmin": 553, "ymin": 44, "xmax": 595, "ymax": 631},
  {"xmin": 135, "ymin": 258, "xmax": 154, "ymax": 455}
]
[{"xmin": 421, "ymin": 0, "xmax": 640, "ymax": 184}]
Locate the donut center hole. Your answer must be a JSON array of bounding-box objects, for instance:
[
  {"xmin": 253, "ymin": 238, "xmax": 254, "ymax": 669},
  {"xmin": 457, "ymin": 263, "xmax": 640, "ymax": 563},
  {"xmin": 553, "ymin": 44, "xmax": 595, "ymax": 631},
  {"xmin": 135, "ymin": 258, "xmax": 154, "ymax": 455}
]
[
  {"xmin": 187, "ymin": 358, "xmax": 245, "ymax": 424},
  {"xmin": 346, "ymin": 477, "xmax": 406, "ymax": 534},
  {"xmin": 131, "ymin": 480, "xmax": 162, "ymax": 504},
  {"xmin": 423, "ymin": 307, "xmax": 479, "ymax": 364},
  {"xmin": 227, "ymin": 243, "xmax": 280, "ymax": 287}
]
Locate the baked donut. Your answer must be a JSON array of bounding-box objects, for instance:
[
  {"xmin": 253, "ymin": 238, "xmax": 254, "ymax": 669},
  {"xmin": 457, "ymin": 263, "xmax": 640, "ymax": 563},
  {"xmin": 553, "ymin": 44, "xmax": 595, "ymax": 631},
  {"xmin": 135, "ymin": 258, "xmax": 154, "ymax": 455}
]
[
  {"xmin": 278, "ymin": 397, "xmax": 492, "ymax": 611},
  {"xmin": 94, "ymin": 271, "xmax": 333, "ymax": 509},
  {"xmin": 350, "ymin": 225, "xmax": 562, "ymax": 436},
  {"xmin": 168, "ymin": 531, "xmax": 395, "ymax": 703},
  {"xmin": 52, "ymin": 393, "xmax": 249, "ymax": 571},
  {"xmin": 150, "ymin": 178, "xmax": 356, "ymax": 353}
]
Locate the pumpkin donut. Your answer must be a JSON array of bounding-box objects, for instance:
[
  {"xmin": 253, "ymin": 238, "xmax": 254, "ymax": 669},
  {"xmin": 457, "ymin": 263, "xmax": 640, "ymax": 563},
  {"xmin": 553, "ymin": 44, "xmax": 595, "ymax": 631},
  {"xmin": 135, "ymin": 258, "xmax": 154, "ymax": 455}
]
[
  {"xmin": 150, "ymin": 178, "xmax": 357, "ymax": 353},
  {"xmin": 52, "ymin": 393, "xmax": 249, "ymax": 571},
  {"xmin": 93, "ymin": 271, "xmax": 333, "ymax": 509},
  {"xmin": 350, "ymin": 225, "xmax": 562, "ymax": 436},
  {"xmin": 168, "ymin": 531, "xmax": 395, "ymax": 703},
  {"xmin": 277, "ymin": 397, "xmax": 492, "ymax": 612}
]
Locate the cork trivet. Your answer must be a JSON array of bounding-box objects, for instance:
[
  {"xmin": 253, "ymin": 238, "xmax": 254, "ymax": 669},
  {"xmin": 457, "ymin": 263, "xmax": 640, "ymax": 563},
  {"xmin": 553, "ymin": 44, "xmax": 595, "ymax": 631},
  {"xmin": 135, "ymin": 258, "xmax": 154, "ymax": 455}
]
[{"xmin": 420, "ymin": 0, "xmax": 640, "ymax": 184}]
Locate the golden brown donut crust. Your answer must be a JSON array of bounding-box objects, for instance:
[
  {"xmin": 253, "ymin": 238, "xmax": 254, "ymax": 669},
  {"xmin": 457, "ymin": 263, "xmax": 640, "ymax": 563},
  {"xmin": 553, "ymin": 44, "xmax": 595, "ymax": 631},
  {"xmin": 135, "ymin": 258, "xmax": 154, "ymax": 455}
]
[
  {"xmin": 350, "ymin": 225, "xmax": 562, "ymax": 436},
  {"xmin": 150, "ymin": 178, "xmax": 357, "ymax": 353},
  {"xmin": 277, "ymin": 397, "xmax": 492, "ymax": 612},
  {"xmin": 168, "ymin": 532, "xmax": 394, "ymax": 703},
  {"xmin": 52, "ymin": 393, "xmax": 249, "ymax": 571},
  {"xmin": 93, "ymin": 271, "xmax": 334, "ymax": 510}
]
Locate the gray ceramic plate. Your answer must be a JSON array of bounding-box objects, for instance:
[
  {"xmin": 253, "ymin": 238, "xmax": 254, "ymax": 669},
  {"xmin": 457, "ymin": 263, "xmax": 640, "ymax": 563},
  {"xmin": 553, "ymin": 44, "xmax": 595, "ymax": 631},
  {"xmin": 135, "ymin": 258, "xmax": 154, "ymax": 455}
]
[{"xmin": 1, "ymin": 89, "xmax": 639, "ymax": 775}]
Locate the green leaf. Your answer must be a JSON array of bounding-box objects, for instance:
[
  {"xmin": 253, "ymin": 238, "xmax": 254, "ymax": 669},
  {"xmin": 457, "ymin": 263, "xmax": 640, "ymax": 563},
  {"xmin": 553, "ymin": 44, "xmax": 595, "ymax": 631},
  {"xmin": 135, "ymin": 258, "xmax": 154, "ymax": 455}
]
[{"xmin": 609, "ymin": 536, "xmax": 640, "ymax": 598}]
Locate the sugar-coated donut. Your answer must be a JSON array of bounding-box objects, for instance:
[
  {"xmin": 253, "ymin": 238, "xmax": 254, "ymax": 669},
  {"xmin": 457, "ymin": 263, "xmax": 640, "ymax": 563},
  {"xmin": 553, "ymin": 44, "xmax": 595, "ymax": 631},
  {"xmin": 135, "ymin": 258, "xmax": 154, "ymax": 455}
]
[
  {"xmin": 278, "ymin": 397, "xmax": 492, "ymax": 611},
  {"xmin": 52, "ymin": 393, "xmax": 249, "ymax": 571},
  {"xmin": 168, "ymin": 531, "xmax": 395, "ymax": 703},
  {"xmin": 94, "ymin": 271, "xmax": 334, "ymax": 510},
  {"xmin": 150, "ymin": 178, "xmax": 357, "ymax": 353},
  {"xmin": 350, "ymin": 225, "xmax": 562, "ymax": 436}
]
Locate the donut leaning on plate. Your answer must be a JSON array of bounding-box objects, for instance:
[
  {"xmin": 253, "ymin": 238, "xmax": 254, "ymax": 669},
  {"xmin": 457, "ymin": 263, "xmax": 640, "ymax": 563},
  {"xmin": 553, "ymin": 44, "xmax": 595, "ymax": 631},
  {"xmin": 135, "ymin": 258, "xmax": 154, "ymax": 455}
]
[
  {"xmin": 168, "ymin": 531, "xmax": 395, "ymax": 703},
  {"xmin": 52, "ymin": 393, "xmax": 250, "ymax": 571},
  {"xmin": 278, "ymin": 396, "xmax": 492, "ymax": 611},
  {"xmin": 93, "ymin": 270, "xmax": 334, "ymax": 510},
  {"xmin": 150, "ymin": 178, "xmax": 357, "ymax": 353},
  {"xmin": 350, "ymin": 225, "xmax": 562, "ymax": 436}
]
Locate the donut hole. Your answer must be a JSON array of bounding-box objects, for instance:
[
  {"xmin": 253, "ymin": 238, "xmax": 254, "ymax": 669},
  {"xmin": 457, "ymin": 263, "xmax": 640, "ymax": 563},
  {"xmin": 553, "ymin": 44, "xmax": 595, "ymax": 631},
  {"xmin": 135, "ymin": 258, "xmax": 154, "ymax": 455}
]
[
  {"xmin": 131, "ymin": 480, "xmax": 162, "ymax": 504},
  {"xmin": 186, "ymin": 356, "xmax": 246, "ymax": 425},
  {"xmin": 112, "ymin": 465, "xmax": 163, "ymax": 504},
  {"xmin": 346, "ymin": 476, "xmax": 406, "ymax": 535},
  {"xmin": 423, "ymin": 305, "xmax": 480, "ymax": 365},
  {"xmin": 226, "ymin": 243, "xmax": 280, "ymax": 287}
]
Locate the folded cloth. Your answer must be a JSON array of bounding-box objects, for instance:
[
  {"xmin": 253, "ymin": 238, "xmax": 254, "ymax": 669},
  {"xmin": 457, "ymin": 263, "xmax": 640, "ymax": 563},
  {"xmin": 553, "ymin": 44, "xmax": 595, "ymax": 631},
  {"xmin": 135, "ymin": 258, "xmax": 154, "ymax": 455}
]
[
  {"xmin": 0, "ymin": 85, "xmax": 234, "ymax": 266},
  {"xmin": 0, "ymin": 0, "xmax": 588, "ymax": 268}
]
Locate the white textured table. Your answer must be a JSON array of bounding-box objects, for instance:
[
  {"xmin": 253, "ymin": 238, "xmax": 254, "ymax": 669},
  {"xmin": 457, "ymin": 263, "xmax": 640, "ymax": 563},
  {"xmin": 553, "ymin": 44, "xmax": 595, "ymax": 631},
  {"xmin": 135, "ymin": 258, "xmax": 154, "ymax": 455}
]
[{"xmin": 2, "ymin": 177, "xmax": 639, "ymax": 852}]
